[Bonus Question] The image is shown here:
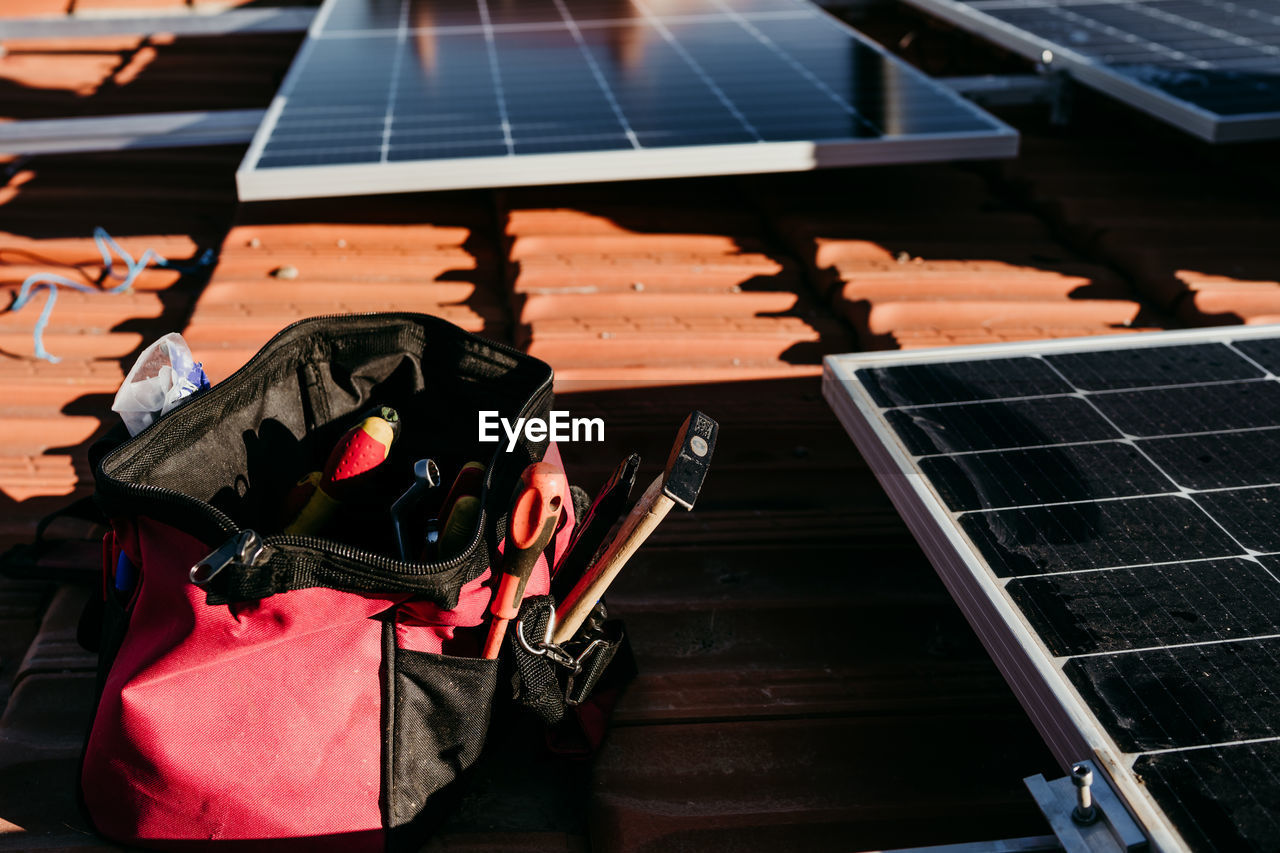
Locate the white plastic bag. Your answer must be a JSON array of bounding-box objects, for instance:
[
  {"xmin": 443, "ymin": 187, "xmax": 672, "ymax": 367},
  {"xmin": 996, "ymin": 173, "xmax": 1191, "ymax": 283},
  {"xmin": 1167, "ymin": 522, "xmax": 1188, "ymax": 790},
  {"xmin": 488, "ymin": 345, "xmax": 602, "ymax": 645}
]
[{"xmin": 111, "ymin": 332, "xmax": 209, "ymax": 436}]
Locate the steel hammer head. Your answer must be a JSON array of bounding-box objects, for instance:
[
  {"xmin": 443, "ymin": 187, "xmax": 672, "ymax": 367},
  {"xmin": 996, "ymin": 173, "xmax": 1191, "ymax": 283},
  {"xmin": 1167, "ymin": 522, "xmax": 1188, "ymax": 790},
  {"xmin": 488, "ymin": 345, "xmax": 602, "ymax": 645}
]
[{"xmin": 661, "ymin": 410, "xmax": 718, "ymax": 511}]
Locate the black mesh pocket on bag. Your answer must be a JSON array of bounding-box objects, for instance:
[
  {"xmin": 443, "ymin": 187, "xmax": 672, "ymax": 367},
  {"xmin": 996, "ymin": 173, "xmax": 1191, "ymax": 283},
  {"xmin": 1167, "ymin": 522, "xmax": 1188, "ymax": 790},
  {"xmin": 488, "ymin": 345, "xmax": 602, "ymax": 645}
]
[{"xmin": 384, "ymin": 624, "xmax": 498, "ymax": 840}]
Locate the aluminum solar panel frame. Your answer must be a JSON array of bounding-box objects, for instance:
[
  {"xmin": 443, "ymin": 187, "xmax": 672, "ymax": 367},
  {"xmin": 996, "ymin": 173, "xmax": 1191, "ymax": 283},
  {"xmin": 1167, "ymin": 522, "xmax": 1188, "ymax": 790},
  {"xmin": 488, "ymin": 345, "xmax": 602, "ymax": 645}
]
[
  {"xmin": 234, "ymin": 0, "xmax": 1017, "ymax": 200},
  {"xmin": 823, "ymin": 326, "xmax": 1280, "ymax": 853},
  {"xmin": 894, "ymin": 0, "xmax": 1280, "ymax": 142}
]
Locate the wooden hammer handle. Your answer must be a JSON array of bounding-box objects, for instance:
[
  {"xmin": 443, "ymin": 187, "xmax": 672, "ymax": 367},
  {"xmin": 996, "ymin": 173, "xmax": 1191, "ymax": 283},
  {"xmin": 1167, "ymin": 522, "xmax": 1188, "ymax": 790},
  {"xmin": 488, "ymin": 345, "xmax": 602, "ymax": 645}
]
[{"xmin": 553, "ymin": 474, "xmax": 672, "ymax": 643}]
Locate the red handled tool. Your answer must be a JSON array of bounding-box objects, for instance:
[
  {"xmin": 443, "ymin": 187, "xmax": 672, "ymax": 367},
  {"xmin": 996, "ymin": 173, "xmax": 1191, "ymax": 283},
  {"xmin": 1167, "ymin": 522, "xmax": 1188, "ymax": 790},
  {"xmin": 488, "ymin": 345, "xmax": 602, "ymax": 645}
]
[
  {"xmin": 482, "ymin": 461, "xmax": 568, "ymax": 659},
  {"xmin": 285, "ymin": 406, "xmax": 400, "ymax": 536}
]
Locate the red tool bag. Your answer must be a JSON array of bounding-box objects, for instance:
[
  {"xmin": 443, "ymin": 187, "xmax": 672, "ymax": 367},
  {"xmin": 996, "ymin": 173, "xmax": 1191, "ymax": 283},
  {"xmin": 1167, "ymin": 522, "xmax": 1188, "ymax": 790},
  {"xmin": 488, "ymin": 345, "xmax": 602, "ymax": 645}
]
[{"xmin": 80, "ymin": 314, "xmax": 625, "ymax": 851}]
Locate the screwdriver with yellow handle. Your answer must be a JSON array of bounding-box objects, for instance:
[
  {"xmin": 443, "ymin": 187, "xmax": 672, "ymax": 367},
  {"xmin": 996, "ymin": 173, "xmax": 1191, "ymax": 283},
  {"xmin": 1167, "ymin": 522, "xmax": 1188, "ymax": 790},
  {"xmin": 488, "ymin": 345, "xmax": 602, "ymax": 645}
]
[
  {"xmin": 482, "ymin": 461, "xmax": 568, "ymax": 659},
  {"xmin": 285, "ymin": 406, "xmax": 400, "ymax": 536}
]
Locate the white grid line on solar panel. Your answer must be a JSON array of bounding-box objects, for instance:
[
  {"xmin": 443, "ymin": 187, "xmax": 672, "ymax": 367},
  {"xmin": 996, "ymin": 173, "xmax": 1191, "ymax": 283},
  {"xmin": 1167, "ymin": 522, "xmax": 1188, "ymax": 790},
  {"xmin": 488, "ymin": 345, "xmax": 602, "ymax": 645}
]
[
  {"xmin": 997, "ymin": 2, "xmax": 1214, "ymax": 65},
  {"xmin": 1068, "ymin": 632, "xmax": 1280, "ymax": 659},
  {"xmin": 909, "ymin": 425, "xmax": 1280, "ymax": 460},
  {"xmin": 1017, "ymin": 356, "xmax": 1280, "ymax": 734},
  {"xmin": 475, "ymin": 0, "xmax": 515, "ymax": 154},
  {"xmin": 703, "ymin": 0, "xmax": 882, "ymax": 134},
  {"xmin": 1096, "ymin": 650, "xmax": 1277, "ymax": 752},
  {"xmin": 1008, "ymin": 357, "xmax": 1280, "ymax": 589},
  {"xmin": 994, "ymin": 515, "xmax": 1280, "ymax": 755},
  {"xmin": 1021, "ymin": 560, "xmax": 1280, "ymax": 651},
  {"xmin": 258, "ymin": 125, "xmax": 1010, "ymax": 158},
  {"xmin": 1085, "ymin": 36, "xmax": 1279, "ymax": 55},
  {"xmin": 259, "ymin": 141, "xmax": 386, "ymax": 157},
  {"xmin": 885, "ymin": 374, "xmax": 1276, "ymax": 415},
  {"xmin": 1142, "ymin": 733, "xmax": 1280, "ymax": 756},
  {"xmin": 864, "ymin": 351, "xmax": 1280, "ymax": 727},
  {"xmin": 939, "ymin": 477, "xmax": 1280, "ymax": 514},
  {"xmin": 1228, "ymin": 338, "xmax": 1280, "ymax": 379},
  {"xmin": 1050, "ymin": 567, "xmax": 1280, "ymax": 744},
  {"xmin": 1160, "ymin": 9, "xmax": 1280, "ymax": 42},
  {"xmin": 1047, "ymin": 553, "xmax": 1272, "ymax": 750},
  {"xmin": 1137, "ymin": 750, "xmax": 1280, "ymax": 853},
  {"xmin": 1091, "ymin": 0, "xmax": 1280, "ymax": 57},
  {"xmin": 828, "ymin": 335, "xmax": 1280, "ymax": 848},
  {"xmin": 269, "ymin": 122, "xmax": 504, "ymax": 141},
  {"xmin": 262, "ymin": 104, "xmax": 386, "ymax": 117},
  {"xmin": 264, "ymin": 129, "xmax": 642, "ymax": 156},
  {"xmin": 830, "ymin": 383, "xmax": 1267, "ymax": 851},
  {"xmin": 380, "ymin": 0, "xmax": 410, "ymax": 162},
  {"xmin": 965, "ymin": 0, "xmax": 1280, "ymax": 41},
  {"xmin": 969, "ymin": 0, "xmax": 1183, "ymax": 9},
  {"xmin": 1200, "ymin": 0, "xmax": 1280, "ymax": 27},
  {"xmin": 1020, "ymin": 550, "xmax": 1280, "ymax": 577},
  {"xmin": 551, "ymin": 0, "xmax": 641, "ymax": 148},
  {"xmin": 625, "ymin": 0, "xmax": 764, "ymax": 140},
  {"xmin": 313, "ymin": 8, "xmax": 817, "ymax": 38}
]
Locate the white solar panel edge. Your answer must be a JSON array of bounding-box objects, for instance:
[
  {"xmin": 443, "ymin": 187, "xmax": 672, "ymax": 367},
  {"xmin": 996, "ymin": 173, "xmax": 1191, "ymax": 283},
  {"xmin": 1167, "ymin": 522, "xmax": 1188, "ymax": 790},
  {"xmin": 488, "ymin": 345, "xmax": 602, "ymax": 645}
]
[
  {"xmin": 236, "ymin": 130, "xmax": 1017, "ymax": 201},
  {"xmin": 893, "ymin": 0, "xmax": 1280, "ymax": 142},
  {"xmin": 826, "ymin": 323, "xmax": 1280, "ymax": 368},
  {"xmin": 817, "ymin": 327, "xmax": 1280, "ymax": 852}
]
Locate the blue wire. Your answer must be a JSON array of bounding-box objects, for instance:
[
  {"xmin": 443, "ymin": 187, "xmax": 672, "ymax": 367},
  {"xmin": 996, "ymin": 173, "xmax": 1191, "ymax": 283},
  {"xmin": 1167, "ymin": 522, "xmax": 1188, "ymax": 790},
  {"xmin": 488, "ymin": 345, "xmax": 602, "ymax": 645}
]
[{"xmin": 8, "ymin": 228, "xmax": 209, "ymax": 363}]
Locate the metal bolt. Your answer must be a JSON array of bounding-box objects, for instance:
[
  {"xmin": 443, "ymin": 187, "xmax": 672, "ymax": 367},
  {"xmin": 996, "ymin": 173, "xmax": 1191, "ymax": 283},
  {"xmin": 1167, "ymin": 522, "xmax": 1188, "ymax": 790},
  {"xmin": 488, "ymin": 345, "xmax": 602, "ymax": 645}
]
[{"xmin": 1071, "ymin": 763, "xmax": 1098, "ymax": 825}]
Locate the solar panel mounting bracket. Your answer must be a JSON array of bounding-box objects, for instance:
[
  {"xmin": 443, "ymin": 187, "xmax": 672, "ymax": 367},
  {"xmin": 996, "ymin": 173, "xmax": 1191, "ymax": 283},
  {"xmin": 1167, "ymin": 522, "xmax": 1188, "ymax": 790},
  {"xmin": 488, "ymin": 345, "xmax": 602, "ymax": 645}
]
[
  {"xmin": 871, "ymin": 760, "xmax": 1148, "ymax": 853},
  {"xmin": 941, "ymin": 69, "xmax": 1073, "ymax": 124},
  {"xmin": 1023, "ymin": 760, "xmax": 1149, "ymax": 853}
]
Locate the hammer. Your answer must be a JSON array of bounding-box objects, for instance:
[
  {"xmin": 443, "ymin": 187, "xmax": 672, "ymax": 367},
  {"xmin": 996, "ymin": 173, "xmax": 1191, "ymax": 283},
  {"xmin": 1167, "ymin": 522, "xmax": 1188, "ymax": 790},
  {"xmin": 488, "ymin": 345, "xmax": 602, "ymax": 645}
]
[{"xmin": 553, "ymin": 411, "xmax": 718, "ymax": 644}]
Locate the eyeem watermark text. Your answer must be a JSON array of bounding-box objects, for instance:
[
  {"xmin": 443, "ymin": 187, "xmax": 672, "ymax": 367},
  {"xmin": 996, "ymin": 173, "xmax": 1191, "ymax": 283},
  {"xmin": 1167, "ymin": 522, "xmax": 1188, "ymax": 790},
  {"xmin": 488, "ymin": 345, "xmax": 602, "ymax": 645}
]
[{"xmin": 479, "ymin": 410, "xmax": 604, "ymax": 451}]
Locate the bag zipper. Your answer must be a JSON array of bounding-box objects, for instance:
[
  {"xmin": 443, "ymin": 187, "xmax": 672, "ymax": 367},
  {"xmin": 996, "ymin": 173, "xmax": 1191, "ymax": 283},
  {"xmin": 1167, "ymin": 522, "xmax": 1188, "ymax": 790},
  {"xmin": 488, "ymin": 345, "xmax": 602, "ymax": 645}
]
[
  {"xmin": 97, "ymin": 312, "xmax": 554, "ymax": 585},
  {"xmin": 190, "ymin": 529, "xmax": 264, "ymax": 585}
]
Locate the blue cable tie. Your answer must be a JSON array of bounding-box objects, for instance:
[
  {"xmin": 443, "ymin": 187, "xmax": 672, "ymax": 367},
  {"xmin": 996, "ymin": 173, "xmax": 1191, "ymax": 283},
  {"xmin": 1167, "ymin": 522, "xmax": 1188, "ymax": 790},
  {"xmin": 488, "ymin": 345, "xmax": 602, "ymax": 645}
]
[{"xmin": 8, "ymin": 227, "xmax": 213, "ymax": 364}]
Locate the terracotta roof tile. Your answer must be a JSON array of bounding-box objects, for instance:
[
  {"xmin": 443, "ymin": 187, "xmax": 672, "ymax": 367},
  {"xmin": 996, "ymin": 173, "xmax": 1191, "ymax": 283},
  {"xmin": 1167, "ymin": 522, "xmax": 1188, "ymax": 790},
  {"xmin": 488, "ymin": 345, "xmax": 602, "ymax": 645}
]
[
  {"xmin": 4, "ymin": 0, "xmax": 310, "ymax": 16},
  {"xmin": 0, "ymin": 33, "xmax": 300, "ymax": 120},
  {"xmin": 0, "ymin": 145, "xmax": 237, "ymax": 560},
  {"xmin": 770, "ymin": 163, "xmax": 1165, "ymax": 350},
  {"xmin": 504, "ymin": 206, "xmax": 766, "ymax": 237},
  {"xmin": 510, "ymin": 251, "xmax": 799, "ymax": 294},
  {"xmin": 1004, "ymin": 129, "xmax": 1280, "ymax": 327},
  {"xmin": 503, "ymin": 185, "xmax": 852, "ymax": 385},
  {"xmin": 182, "ymin": 194, "xmax": 508, "ymax": 378}
]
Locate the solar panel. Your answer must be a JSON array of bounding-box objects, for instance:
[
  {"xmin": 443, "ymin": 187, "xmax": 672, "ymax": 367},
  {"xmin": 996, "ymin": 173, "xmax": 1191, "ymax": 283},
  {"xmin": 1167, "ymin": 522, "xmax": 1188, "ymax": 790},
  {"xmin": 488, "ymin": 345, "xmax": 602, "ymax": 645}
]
[
  {"xmin": 234, "ymin": 0, "xmax": 1016, "ymax": 199},
  {"xmin": 824, "ymin": 327, "xmax": 1280, "ymax": 853},
  {"xmin": 895, "ymin": 0, "xmax": 1280, "ymax": 142}
]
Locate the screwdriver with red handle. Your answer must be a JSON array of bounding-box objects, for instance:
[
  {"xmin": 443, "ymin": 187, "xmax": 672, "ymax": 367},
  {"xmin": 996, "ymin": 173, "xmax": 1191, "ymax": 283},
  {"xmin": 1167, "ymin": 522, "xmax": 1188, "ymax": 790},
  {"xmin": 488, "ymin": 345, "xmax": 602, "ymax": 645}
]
[
  {"xmin": 285, "ymin": 406, "xmax": 400, "ymax": 536},
  {"xmin": 482, "ymin": 461, "xmax": 568, "ymax": 659}
]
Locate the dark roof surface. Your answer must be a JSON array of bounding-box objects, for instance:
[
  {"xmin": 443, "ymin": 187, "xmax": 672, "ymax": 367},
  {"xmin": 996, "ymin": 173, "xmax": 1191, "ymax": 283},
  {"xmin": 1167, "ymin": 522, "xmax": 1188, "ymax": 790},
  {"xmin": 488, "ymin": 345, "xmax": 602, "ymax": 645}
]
[{"xmin": 2, "ymin": 1, "xmax": 1279, "ymax": 850}]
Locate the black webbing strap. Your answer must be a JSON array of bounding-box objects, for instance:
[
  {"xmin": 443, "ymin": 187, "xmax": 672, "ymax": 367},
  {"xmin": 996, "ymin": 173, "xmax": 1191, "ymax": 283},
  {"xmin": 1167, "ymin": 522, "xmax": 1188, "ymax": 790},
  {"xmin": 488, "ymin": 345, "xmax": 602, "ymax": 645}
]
[{"xmin": 505, "ymin": 595, "xmax": 630, "ymax": 728}]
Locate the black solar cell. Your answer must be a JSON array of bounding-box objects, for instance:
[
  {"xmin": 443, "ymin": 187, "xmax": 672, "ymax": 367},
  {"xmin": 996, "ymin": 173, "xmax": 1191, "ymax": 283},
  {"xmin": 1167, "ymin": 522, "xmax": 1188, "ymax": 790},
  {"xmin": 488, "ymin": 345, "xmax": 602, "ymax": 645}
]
[{"xmin": 835, "ymin": 333, "xmax": 1280, "ymax": 852}]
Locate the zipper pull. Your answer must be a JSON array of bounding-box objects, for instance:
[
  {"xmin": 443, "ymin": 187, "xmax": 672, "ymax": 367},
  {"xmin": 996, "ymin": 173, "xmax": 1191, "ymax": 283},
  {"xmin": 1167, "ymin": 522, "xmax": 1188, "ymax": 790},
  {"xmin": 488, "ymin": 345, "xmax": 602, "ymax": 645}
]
[{"xmin": 190, "ymin": 529, "xmax": 265, "ymax": 586}]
